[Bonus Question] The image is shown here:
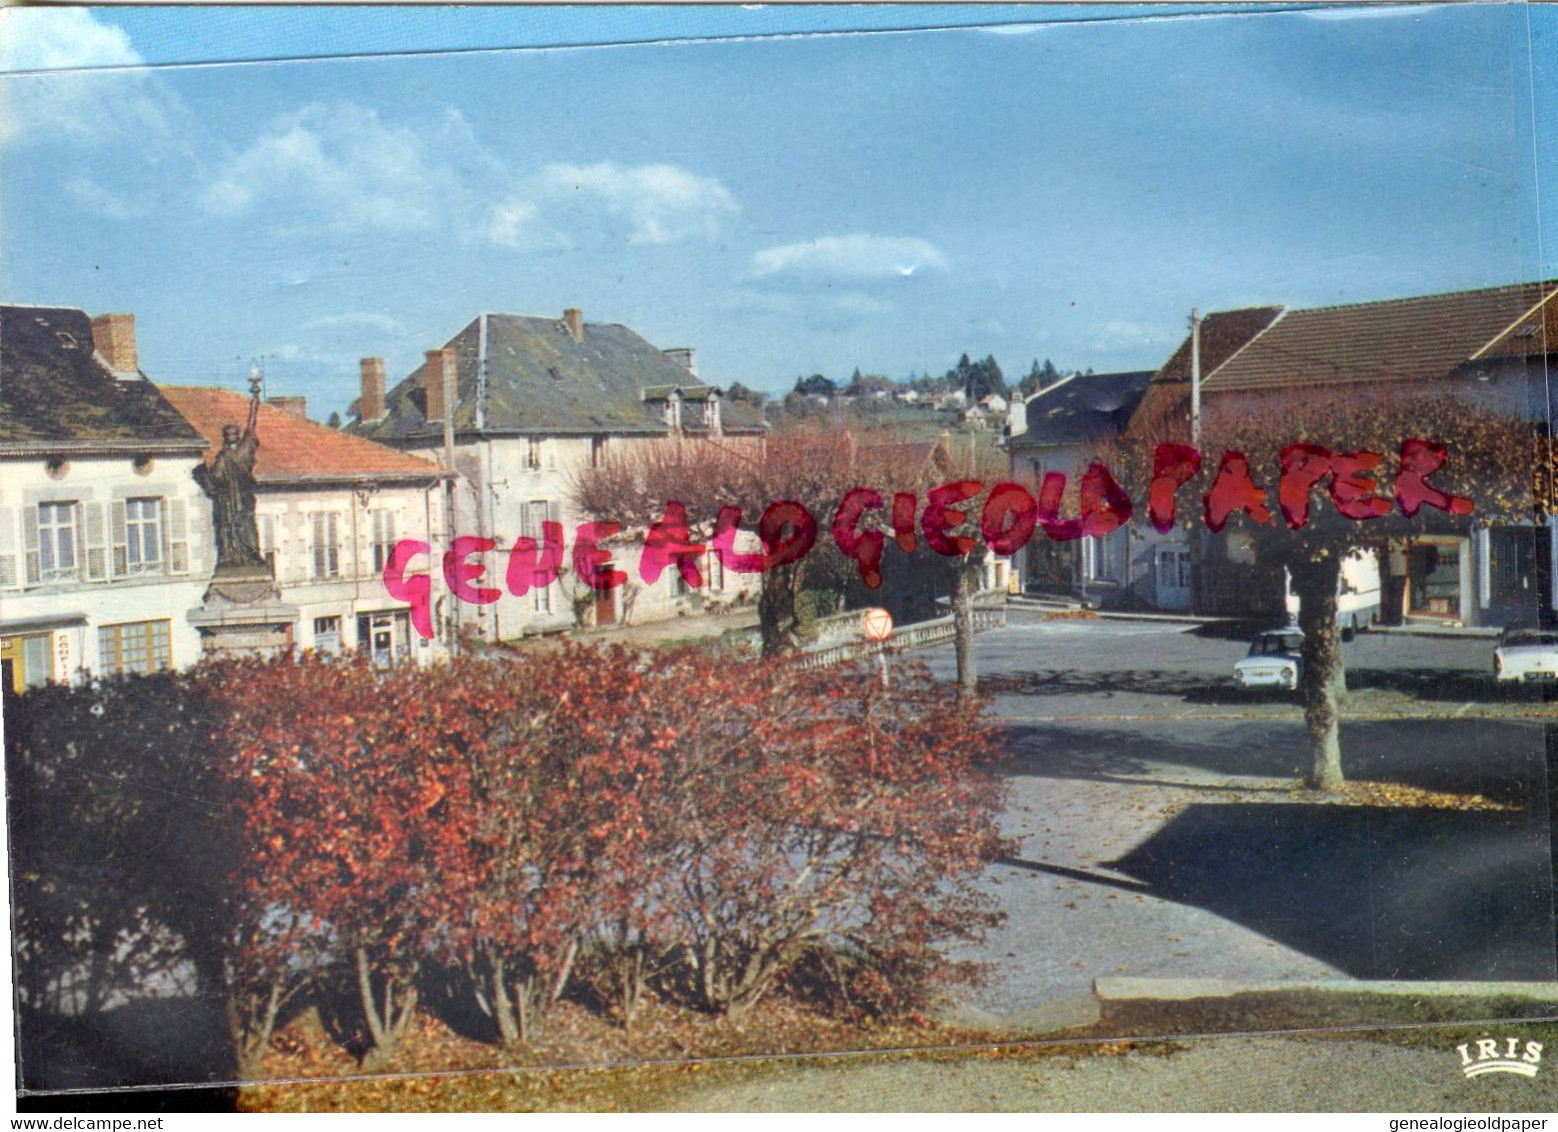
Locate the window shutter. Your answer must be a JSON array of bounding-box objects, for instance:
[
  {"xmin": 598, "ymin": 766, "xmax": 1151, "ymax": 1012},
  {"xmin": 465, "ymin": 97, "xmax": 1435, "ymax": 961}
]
[
  {"xmin": 23, "ymin": 505, "xmax": 40, "ymax": 585},
  {"xmin": 84, "ymin": 501, "xmax": 108, "ymax": 582},
  {"xmin": 167, "ymin": 498, "xmax": 189, "ymax": 574},
  {"xmin": 312, "ymin": 513, "xmax": 326, "ymax": 579},
  {"xmin": 0, "ymin": 507, "xmax": 18, "ymax": 589},
  {"xmin": 110, "ymin": 500, "xmax": 129, "ymax": 578},
  {"xmin": 260, "ymin": 514, "xmax": 276, "ymax": 577},
  {"xmin": 284, "ymin": 511, "xmax": 306, "ymax": 584}
]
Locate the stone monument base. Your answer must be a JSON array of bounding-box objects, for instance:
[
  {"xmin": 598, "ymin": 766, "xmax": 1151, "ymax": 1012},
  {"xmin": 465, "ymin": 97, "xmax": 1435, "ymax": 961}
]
[
  {"xmin": 190, "ymin": 566, "xmax": 297, "ymax": 660},
  {"xmin": 203, "ymin": 562, "xmax": 279, "ymax": 605}
]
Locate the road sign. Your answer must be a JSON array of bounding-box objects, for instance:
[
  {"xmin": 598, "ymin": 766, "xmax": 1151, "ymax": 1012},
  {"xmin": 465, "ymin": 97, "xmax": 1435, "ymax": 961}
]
[{"xmin": 860, "ymin": 607, "xmax": 893, "ymax": 642}]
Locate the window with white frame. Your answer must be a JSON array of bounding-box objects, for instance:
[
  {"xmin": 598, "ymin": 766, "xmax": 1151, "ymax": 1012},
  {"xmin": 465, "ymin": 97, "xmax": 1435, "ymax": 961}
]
[
  {"xmin": 521, "ymin": 500, "xmax": 553, "ymax": 613},
  {"xmin": 259, "ymin": 514, "xmax": 277, "ymax": 575},
  {"xmin": 370, "ymin": 509, "xmax": 397, "ymax": 574},
  {"xmin": 524, "ymin": 437, "xmax": 542, "ymax": 470},
  {"xmin": 35, "ymin": 501, "xmax": 78, "ymax": 583},
  {"xmin": 311, "ymin": 512, "xmax": 341, "ymax": 580},
  {"xmin": 1157, "ymin": 548, "xmax": 1191, "ymax": 589},
  {"xmin": 313, "ymin": 615, "xmax": 342, "ymax": 653},
  {"xmin": 124, "ymin": 497, "xmax": 162, "ymax": 574}
]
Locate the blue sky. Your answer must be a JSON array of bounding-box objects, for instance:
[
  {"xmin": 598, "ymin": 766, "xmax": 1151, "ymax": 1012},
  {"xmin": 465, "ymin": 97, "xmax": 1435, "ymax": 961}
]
[{"xmin": 1, "ymin": 4, "xmax": 1551, "ymax": 421}]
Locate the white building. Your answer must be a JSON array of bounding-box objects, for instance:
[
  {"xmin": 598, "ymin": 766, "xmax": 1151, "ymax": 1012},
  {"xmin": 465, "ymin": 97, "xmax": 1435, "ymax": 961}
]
[
  {"xmin": 160, "ymin": 386, "xmax": 451, "ymax": 666},
  {"xmin": 351, "ymin": 308, "xmax": 767, "ymax": 641},
  {"xmin": 1004, "ymin": 369, "xmax": 1158, "ymax": 607},
  {"xmin": 1, "ymin": 307, "xmax": 212, "ymax": 688}
]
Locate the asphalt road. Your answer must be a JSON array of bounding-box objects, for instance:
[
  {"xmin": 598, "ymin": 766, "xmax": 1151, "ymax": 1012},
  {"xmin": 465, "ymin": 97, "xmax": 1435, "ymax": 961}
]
[{"xmin": 911, "ymin": 616, "xmax": 1557, "ymax": 1026}]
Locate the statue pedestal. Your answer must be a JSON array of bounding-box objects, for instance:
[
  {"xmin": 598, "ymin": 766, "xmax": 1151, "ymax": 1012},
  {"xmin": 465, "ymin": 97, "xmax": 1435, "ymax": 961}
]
[{"xmin": 189, "ymin": 565, "xmax": 298, "ymax": 660}]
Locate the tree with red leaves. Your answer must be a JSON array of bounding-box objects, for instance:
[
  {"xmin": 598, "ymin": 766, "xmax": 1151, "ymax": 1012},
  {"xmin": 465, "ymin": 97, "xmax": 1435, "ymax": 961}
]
[{"xmin": 1113, "ymin": 384, "xmax": 1543, "ymax": 789}]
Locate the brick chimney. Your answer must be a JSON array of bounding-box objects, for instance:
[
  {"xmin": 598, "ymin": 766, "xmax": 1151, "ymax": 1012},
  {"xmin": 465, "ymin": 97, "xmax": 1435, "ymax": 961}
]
[
  {"xmin": 425, "ymin": 348, "xmax": 457, "ymax": 423},
  {"xmin": 359, "ymin": 357, "xmax": 386, "ymax": 422},
  {"xmin": 563, "ymin": 307, "xmax": 584, "ymax": 344},
  {"xmin": 90, "ymin": 313, "xmax": 138, "ymax": 376},
  {"xmin": 664, "ymin": 347, "xmax": 698, "ymax": 378},
  {"xmin": 269, "ymin": 395, "xmax": 308, "ymax": 419}
]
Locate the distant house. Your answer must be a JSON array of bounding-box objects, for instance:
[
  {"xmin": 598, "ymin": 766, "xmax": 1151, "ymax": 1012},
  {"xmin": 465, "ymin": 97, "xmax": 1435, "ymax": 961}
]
[
  {"xmin": 1133, "ymin": 281, "xmax": 1558, "ymax": 626},
  {"xmin": 1121, "ymin": 307, "xmax": 1286, "ymax": 614},
  {"xmin": 351, "ymin": 308, "xmax": 767, "ymax": 640},
  {"xmin": 1005, "ymin": 370, "xmax": 1155, "ymax": 606},
  {"xmin": 160, "ymin": 386, "xmax": 450, "ymax": 665},
  {"xmin": 0, "ymin": 306, "xmax": 211, "ymax": 688}
]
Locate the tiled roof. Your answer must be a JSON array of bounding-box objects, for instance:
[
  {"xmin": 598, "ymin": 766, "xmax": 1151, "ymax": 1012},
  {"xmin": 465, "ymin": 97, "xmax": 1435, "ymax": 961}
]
[
  {"xmin": 1473, "ymin": 284, "xmax": 1558, "ymax": 362},
  {"xmin": 159, "ymin": 386, "xmax": 446, "ymax": 483},
  {"xmin": 1123, "ymin": 306, "xmax": 1284, "ymax": 440},
  {"xmin": 0, "ymin": 305, "xmax": 206, "ymax": 450},
  {"xmin": 1155, "ymin": 307, "xmax": 1286, "ymax": 385},
  {"xmin": 1008, "ymin": 370, "xmax": 1155, "ymax": 449},
  {"xmin": 1204, "ymin": 282, "xmax": 1558, "ymax": 392},
  {"xmin": 355, "ymin": 313, "xmax": 765, "ymax": 440}
]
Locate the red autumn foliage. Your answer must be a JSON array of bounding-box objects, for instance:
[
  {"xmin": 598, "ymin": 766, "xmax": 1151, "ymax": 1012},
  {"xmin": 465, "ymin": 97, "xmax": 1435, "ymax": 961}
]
[{"xmin": 199, "ymin": 643, "xmax": 1009, "ymax": 1064}]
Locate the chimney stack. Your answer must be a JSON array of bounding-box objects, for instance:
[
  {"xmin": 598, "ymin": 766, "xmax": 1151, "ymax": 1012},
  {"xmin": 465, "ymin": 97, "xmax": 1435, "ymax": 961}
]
[
  {"xmin": 90, "ymin": 313, "xmax": 138, "ymax": 376},
  {"xmin": 269, "ymin": 395, "xmax": 308, "ymax": 419},
  {"xmin": 563, "ymin": 307, "xmax": 584, "ymax": 344},
  {"xmin": 664, "ymin": 347, "xmax": 698, "ymax": 378},
  {"xmin": 360, "ymin": 357, "xmax": 386, "ymax": 422},
  {"xmin": 425, "ymin": 348, "xmax": 457, "ymax": 423}
]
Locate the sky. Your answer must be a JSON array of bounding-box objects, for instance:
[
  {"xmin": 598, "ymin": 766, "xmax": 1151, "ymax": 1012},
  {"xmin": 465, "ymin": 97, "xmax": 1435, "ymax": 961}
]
[{"xmin": 1, "ymin": 4, "xmax": 1553, "ymax": 422}]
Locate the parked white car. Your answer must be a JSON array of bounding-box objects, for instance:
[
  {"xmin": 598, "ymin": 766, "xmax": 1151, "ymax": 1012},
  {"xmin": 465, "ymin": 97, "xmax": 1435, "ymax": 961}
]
[
  {"xmin": 1493, "ymin": 628, "xmax": 1558, "ymax": 683},
  {"xmin": 1234, "ymin": 629, "xmax": 1304, "ymax": 691}
]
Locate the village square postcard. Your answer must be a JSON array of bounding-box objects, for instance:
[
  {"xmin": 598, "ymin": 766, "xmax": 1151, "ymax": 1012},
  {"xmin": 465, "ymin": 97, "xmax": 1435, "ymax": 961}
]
[{"xmin": 1, "ymin": 2, "xmax": 1557, "ymax": 1114}]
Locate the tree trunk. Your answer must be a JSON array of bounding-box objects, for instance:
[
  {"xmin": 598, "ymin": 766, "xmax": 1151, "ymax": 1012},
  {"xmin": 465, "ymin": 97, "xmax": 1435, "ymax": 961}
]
[
  {"xmin": 952, "ymin": 553, "xmax": 980, "ymax": 703},
  {"xmin": 1292, "ymin": 555, "xmax": 1345, "ymax": 791},
  {"xmin": 758, "ymin": 560, "xmax": 806, "ymax": 657}
]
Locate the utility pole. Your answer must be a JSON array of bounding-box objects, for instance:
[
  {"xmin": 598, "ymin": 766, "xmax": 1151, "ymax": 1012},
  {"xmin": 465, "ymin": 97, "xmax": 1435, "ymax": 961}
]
[
  {"xmin": 441, "ymin": 353, "xmax": 459, "ymax": 654},
  {"xmin": 1189, "ymin": 309, "xmax": 1204, "ymax": 617},
  {"xmin": 1190, "ymin": 308, "xmax": 1202, "ymax": 450}
]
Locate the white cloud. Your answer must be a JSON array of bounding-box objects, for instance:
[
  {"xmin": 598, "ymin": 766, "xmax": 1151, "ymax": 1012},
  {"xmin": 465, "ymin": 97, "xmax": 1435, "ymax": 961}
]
[
  {"xmin": 1093, "ymin": 319, "xmax": 1172, "ymax": 351},
  {"xmin": 485, "ymin": 198, "xmax": 550, "ymax": 249},
  {"xmin": 0, "ymin": 8, "xmax": 142, "ymax": 73},
  {"xmin": 749, "ymin": 234, "xmax": 949, "ymax": 280},
  {"xmin": 202, "ymin": 103, "xmax": 468, "ymax": 234},
  {"xmin": 304, "ymin": 312, "xmax": 405, "ymax": 335},
  {"xmin": 831, "ymin": 291, "xmax": 894, "ymax": 316},
  {"xmin": 206, "ymin": 104, "xmax": 735, "ymax": 251},
  {"xmin": 531, "ymin": 161, "xmax": 739, "ymax": 245},
  {"xmin": 64, "ymin": 174, "xmax": 141, "ymax": 220},
  {"xmin": 0, "ymin": 10, "xmax": 172, "ymax": 148}
]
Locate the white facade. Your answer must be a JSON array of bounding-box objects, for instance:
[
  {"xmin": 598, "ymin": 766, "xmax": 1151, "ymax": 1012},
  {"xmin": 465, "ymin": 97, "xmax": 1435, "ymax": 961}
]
[
  {"xmin": 1, "ymin": 452, "xmax": 211, "ymax": 688},
  {"xmin": 409, "ymin": 434, "xmax": 764, "ymax": 641},
  {"xmin": 254, "ymin": 480, "xmax": 448, "ymax": 664}
]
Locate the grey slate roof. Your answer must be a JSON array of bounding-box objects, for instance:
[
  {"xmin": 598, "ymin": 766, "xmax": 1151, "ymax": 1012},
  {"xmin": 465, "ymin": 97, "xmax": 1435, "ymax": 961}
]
[
  {"xmin": 357, "ymin": 313, "xmax": 765, "ymax": 440},
  {"xmin": 0, "ymin": 305, "xmax": 206, "ymax": 452},
  {"xmin": 1008, "ymin": 370, "xmax": 1155, "ymax": 448}
]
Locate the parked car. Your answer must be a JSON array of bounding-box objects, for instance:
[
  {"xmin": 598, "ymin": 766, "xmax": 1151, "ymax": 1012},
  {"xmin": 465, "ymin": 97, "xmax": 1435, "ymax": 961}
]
[
  {"xmin": 1493, "ymin": 627, "xmax": 1558, "ymax": 683},
  {"xmin": 1233, "ymin": 629, "xmax": 1304, "ymax": 691}
]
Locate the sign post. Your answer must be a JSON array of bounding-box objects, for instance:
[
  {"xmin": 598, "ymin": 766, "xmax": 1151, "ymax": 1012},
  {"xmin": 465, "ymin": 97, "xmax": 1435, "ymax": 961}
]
[{"xmin": 860, "ymin": 607, "xmax": 894, "ymax": 688}]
